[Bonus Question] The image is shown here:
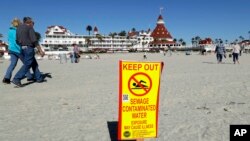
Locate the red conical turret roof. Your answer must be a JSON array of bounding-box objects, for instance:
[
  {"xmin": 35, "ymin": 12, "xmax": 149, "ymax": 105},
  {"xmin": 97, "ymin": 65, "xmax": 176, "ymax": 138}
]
[
  {"xmin": 151, "ymin": 15, "xmax": 173, "ymax": 39},
  {"xmin": 94, "ymin": 26, "xmax": 98, "ymax": 32}
]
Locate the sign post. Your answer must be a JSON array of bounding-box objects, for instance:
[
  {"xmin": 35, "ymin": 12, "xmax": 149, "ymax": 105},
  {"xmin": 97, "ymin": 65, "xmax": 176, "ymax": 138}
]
[{"xmin": 118, "ymin": 60, "xmax": 164, "ymax": 140}]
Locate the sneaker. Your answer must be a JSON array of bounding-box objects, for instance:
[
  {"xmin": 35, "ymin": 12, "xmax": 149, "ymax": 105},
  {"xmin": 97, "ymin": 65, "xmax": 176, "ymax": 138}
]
[
  {"xmin": 2, "ymin": 78, "xmax": 11, "ymax": 84},
  {"xmin": 11, "ymin": 80, "xmax": 23, "ymax": 87}
]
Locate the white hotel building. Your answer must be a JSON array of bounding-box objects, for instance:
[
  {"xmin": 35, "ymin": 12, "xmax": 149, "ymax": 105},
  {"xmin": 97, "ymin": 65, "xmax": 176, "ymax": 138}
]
[
  {"xmin": 41, "ymin": 25, "xmax": 153, "ymax": 52},
  {"xmin": 41, "ymin": 14, "xmax": 175, "ymax": 52}
]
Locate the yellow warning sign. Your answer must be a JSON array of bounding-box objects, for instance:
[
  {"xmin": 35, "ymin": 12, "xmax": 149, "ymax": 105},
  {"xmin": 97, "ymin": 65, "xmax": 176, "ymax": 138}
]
[{"xmin": 118, "ymin": 60, "xmax": 164, "ymax": 140}]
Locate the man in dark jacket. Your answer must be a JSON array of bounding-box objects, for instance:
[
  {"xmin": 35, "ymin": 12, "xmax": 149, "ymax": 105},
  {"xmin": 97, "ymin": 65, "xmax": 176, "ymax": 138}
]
[
  {"xmin": 215, "ymin": 41, "xmax": 226, "ymax": 63},
  {"xmin": 12, "ymin": 17, "xmax": 45, "ymax": 87}
]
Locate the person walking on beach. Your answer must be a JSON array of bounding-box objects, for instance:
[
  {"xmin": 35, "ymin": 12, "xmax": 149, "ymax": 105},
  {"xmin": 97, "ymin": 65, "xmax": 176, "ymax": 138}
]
[
  {"xmin": 143, "ymin": 52, "xmax": 147, "ymax": 59},
  {"xmin": 215, "ymin": 41, "xmax": 226, "ymax": 63},
  {"xmin": 2, "ymin": 18, "xmax": 33, "ymax": 84},
  {"xmin": 239, "ymin": 44, "xmax": 244, "ymax": 56},
  {"xmin": 70, "ymin": 52, "xmax": 74, "ymax": 63},
  {"xmin": 73, "ymin": 43, "xmax": 80, "ymax": 63},
  {"xmin": 232, "ymin": 43, "xmax": 241, "ymax": 64},
  {"xmin": 12, "ymin": 17, "xmax": 45, "ymax": 87},
  {"xmin": 167, "ymin": 45, "xmax": 172, "ymax": 56}
]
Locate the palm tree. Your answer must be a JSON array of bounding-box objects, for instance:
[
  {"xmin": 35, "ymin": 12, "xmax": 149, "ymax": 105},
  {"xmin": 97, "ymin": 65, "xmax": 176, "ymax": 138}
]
[
  {"xmin": 0, "ymin": 33, "xmax": 3, "ymax": 38},
  {"xmin": 234, "ymin": 39, "xmax": 238, "ymax": 43},
  {"xmin": 178, "ymin": 38, "xmax": 186, "ymax": 46},
  {"xmin": 85, "ymin": 37, "xmax": 91, "ymax": 49},
  {"xmin": 182, "ymin": 42, "xmax": 186, "ymax": 46},
  {"xmin": 96, "ymin": 34, "xmax": 104, "ymax": 48},
  {"xmin": 173, "ymin": 38, "xmax": 177, "ymax": 45},
  {"xmin": 86, "ymin": 25, "xmax": 92, "ymax": 36},
  {"xmin": 141, "ymin": 36, "xmax": 147, "ymax": 52},
  {"xmin": 225, "ymin": 40, "xmax": 228, "ymax": 45},
  {"xmin": 178, "ymin": 38, "xmax": 184, "ymax": 45},
  {"xmin": 195, "ymin": 36, "xmax": 201, "ymax": 47},
  {"xmin": 109, "ymin": 32, "xmax": 117, "ymax": 52},
  {"xmin": 239, "ymin": 36, "xmax": 244, "ymax": 42},
  {"xmin": 118, "ymin": 30, "xmax": 127, "ymax": 36},
  {"xmin": 121, "ymin": 40, "xmax": 125, "ymax": 50},
  {"xmin": 191, "ymin": 38, "xmax": 195, "ymax": 46},
  {"xmin": 131, "ymin": 28, "xmax": 136, "ymax": 32}
]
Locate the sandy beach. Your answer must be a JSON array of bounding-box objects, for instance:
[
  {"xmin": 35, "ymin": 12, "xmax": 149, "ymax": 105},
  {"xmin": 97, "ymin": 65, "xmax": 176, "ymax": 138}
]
[{"xmin": 0, "ymin": 52, "xmax": 250, "ymax": 141}]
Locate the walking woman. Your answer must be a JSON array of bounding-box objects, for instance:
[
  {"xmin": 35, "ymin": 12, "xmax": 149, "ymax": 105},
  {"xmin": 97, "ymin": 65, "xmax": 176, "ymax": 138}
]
[
  {"xmin": 2, "ymin": 18, "xmax": 33, "ymax": 84},
  {"xmin": 232, "ymin": 43, "xmax": 241, "ymax": 64}
]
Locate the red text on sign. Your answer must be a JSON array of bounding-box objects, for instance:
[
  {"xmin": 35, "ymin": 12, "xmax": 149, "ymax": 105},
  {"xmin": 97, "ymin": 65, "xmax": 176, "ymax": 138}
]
[
  {"xmin": 123, "ymin": 63, "xmax": 159, "ymax": 71},
  {"xmin": 123, "ymin": 64, "xmax": 142, "ymax": 70}
]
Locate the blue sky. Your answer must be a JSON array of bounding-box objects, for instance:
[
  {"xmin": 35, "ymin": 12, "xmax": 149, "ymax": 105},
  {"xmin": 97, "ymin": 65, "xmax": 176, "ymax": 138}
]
[{"xmin": 0, "ymin": 0, "xmax": 250, "ymax": 44}]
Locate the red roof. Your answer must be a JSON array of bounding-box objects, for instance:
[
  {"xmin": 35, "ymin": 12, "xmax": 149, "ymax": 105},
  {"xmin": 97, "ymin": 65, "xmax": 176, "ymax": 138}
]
[
  {"xmin": 199, "ymin": 38, "xmax": 213, "ymax": 45},
  {"xmin": 151, "ymin": 24, "xmax": 172, "ymax": 39},
  {"xmin": 45, "ymin": 25, "xmax": 67, "ymax": 34},
  {"xmin": 149, "ymin": 40, "xmax": 175, "ymax": 45},
  {"xmin": 150, "ymin": 15, "xmax": 175, "ymax": 46},
  {"xmin": 158, "ymin": 15, "xmax": 163, "ymax": 20},
  {"xmin": 239, "ymin": 40, "xmax": 250, "ymax": 45},
  {"xmin": 128, "ymin": 31, "xmax": 139, "ymax": 37},
  {"xmin": 151, "ymin": 15, "xmax": 173, "ymax": 39},
  {"xmin": 94, "ymin": 26, "xmax": 98, "ymax": 32}
]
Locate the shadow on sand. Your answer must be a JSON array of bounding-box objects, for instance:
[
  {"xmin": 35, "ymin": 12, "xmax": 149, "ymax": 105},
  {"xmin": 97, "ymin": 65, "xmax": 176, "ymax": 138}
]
[
  {"xmin": 107, "ymin": 121, "xmax": 137, "ymax": 141},
  {"xmin": 21, "ymin": 72, "xmax": 52, "ymax": 86},
  {"xmin": 202, "ymin": 62, "xmax": 233, "ymax": 64}
]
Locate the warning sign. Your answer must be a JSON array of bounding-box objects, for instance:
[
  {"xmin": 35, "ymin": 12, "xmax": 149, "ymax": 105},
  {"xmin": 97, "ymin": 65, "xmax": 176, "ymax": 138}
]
[
  {"xmin": 128, "ymin": 72, "xmax": 152, "ymax": 96},
  {"xmin": 118, "ymin": 60, "xmax": 164, "ymax": 140}
]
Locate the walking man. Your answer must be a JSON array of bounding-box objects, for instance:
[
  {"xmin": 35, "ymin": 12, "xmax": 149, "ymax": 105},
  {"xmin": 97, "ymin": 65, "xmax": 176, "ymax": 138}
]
[
  {"xmin": 12, "ymin": 17, "xmax": 45, "ymax": 87},
  {"xmin": 215, "ymin": 41, "xmax": 226, "ymax": 63}
]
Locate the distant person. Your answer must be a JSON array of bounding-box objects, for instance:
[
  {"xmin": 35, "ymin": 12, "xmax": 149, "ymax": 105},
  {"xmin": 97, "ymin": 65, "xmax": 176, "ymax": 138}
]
[
  {"xmin": 232, "ymin": 43, "xmax": 240, "ymax": 64},
  {"xmin": 70, "ymin": 52, "xmax": 74, "ymax": 63},
  {"xmin": 163, "ymin": 49, "xmax": 167, "ymax": 56},
  {"xmin": 73, "ymin": 43, "xmax": 80, "ymax": 63},
  {"xmin": 167, "ymin": 45, "xmax": 172, "ymax": 56},
  {"xmin": 201, "ymin": 48, "xmax": 206, "ymax": 55},
  {"xmin": 59, "ymin": 53, "xmax": 67, "ymax": 64},
  {"xmin": 215, "ymin": 41, "xmax": 226, "ymax": 63},
  {"xmin": 12, "ymin": 17, "xmax": 46, "ymax": 87},
  {"xmin": 143, "ymin": 52, "xmax": 147, "ymax": 59},
  {"xmin": 94, "ymin": 53, "xmax": 100, "ymax": 59},
  {"xmin": 2, "ymin": 18, "xmax": 33, "ymax": 84},
  {"xmin": 239, "ymin": 44, "xmax": 244, "ymax": 56}
]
